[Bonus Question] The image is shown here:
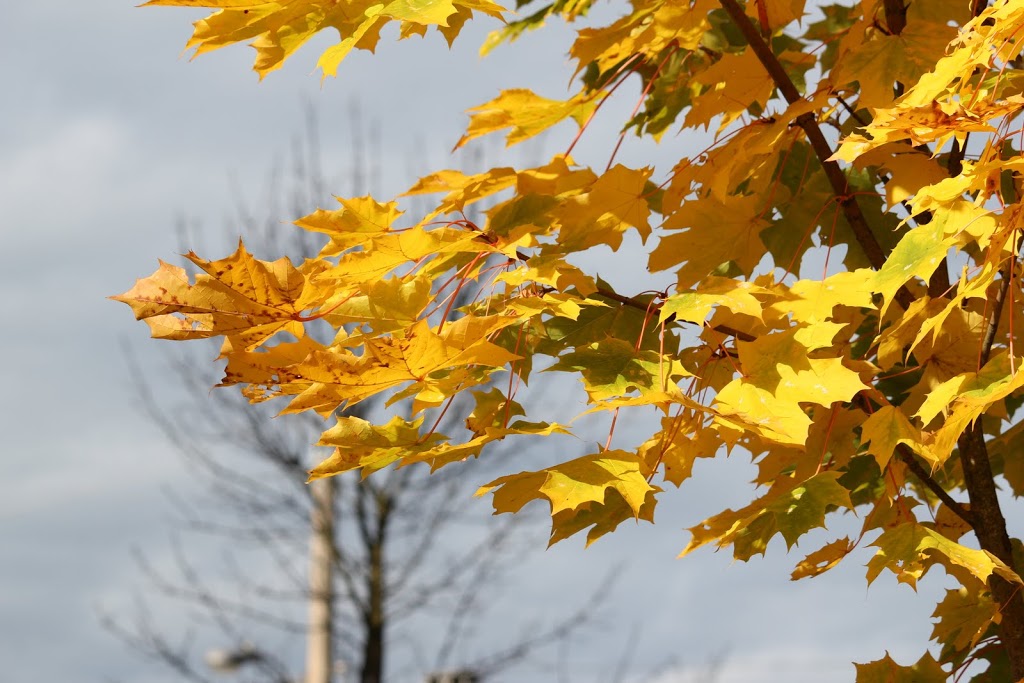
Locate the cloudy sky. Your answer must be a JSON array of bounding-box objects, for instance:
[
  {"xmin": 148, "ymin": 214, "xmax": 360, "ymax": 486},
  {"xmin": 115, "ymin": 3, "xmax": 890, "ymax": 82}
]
[{"xmin": 0, "ymin": 2, "xmax": 980, "ymax": 682}]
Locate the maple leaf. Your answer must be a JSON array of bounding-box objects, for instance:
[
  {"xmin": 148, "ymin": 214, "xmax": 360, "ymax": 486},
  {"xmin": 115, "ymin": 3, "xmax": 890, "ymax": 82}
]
[
  {"xmin": 870, "ymin": 220, "xmax": 953, "ymax": 314},
  {"xmin": 859, "ymin": 406, "xmax": 922, "ymax": 470},
  {"xmin": 547, "ymin": 338, "xmax": 689, "ymax": 401},
  {"xmin": 112, "ymin": 241, "xmax": 333, "ymax": 351},
  {"xmin": 309, "ymin": 414, "xmax": 446, "ymax": 479},
  {"xmin": 714, "ymin": 324, "xmax": 867, "ymax": 446},
  {"xmin": 649, "ymin": 194, "xmax": 768, "ymax": 287},
  {"xmin": 294, "ymin": 196, "xmax": 403, "ymax": 257},
  {"xmin": 931, "ymin": 587, "xmax": 998, "ymax": 653},
  {"xmin": 547, "ymin": 486, "xmax": 658, "ymax": 547},
  {"xmin": 791, "ymin": 537, "xmax": 855, "ymax": 580},
  {"xmin": 146, "ymin": 0, "xmax": 506, "ymax": 78},
  {"xmin": 455, "ymin": 89, "xmax": 604, "ymax": 149},
  {"xmin": 686, "ymin": 48, "xmax": 773, "ymax": 130},
  {"xmin": 682, "ymin": 472, "xmax": 851, "ymax": 561},
  {"xmin": 853, "ymin": 652, "xmax": 947, "ymax": 683},
  {"xmin": 867, "ymin": 524, "xmax": 1021, "ymax": 589},
  {"xmin": 477, "ymin": 450, "xmax": 658, "ymax": 543},
  {"xmin": 831, "ymin": 4, "xmax": 961, "ymax": 109}
]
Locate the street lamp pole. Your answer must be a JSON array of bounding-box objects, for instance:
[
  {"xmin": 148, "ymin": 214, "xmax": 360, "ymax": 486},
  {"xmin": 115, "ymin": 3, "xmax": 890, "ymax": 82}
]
[{"xmin": 306, "ymin": 475, "xmax": 337, "ymax": 683}]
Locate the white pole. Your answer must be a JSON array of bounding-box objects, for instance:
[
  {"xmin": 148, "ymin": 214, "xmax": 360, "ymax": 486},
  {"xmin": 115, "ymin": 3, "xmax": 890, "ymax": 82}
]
[{"xmin": 306, "ymin": 476, "xmax": 336, "ymax": 683}]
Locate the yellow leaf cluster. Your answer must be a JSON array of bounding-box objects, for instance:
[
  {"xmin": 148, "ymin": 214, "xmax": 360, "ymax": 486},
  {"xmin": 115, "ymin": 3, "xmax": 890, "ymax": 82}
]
[{"xmin": 120, "ymin": 0, "xmax": 1024, "ymax": 674}]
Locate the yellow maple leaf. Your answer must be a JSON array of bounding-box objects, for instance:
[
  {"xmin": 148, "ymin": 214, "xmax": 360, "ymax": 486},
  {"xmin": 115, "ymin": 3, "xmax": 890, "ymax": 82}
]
[
  {"xmin": 714, "ymin": 325, "xmax": 867, "ymax": 446},
  {"xmin": 477, "ymin": 449, "xmax": 655, "ymax": 519},
  {"xmin": 686, "ymin": 48, "xmax": 773, "ymax": 130},
  {"xmin": 294, "ymin": 196, "xmax": 403, "ymax": 257},
  {"xmin": 145, "ymin": 0, "xmax": 506, "ymax": 78},
  {"xmin": 455, "ymin": 89, "xmax": 604, "ymax": 149},
  {"xmin": 859, "ymin": 406, "xmax": 922, "ymax": 469},
  {"xmin": 650, "ymin": 194, "xmax": 768, "ymax": 287},
  {"xmin": 867, "ymin": 523, "xmax": 1021, "ymax": 589}
]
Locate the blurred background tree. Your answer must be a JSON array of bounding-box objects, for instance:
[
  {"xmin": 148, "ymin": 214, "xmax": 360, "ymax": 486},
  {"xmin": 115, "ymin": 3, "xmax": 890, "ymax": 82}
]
[{"xmin": 101, "ymin": 103, "xmax": 613, "ymax": 683}]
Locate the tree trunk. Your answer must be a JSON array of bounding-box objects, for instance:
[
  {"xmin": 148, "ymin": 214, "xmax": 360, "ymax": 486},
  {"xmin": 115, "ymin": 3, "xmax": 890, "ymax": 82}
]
[
  {"xmin": 306, "ymin": 476, "xmax": 336, "ymax": 683},
  {"xmin": 960, "ymin": 423, "xmax": 1024, "ymax": 680},
  {"xmin": 360, "ymin": 485, "xmax": 389, "ymax": 683}
]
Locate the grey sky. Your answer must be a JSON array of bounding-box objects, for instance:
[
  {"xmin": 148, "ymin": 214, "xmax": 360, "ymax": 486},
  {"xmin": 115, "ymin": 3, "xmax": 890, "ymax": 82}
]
[{"xmin": 0, "ymin": 2, "xmax": 988, "ymax": 682}]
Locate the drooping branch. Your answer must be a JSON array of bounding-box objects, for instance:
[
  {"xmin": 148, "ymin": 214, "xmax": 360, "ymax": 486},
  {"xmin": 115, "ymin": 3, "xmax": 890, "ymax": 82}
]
[{"xmin": 717, "ymin": 0, "xmax": 913, "ymax": 311}]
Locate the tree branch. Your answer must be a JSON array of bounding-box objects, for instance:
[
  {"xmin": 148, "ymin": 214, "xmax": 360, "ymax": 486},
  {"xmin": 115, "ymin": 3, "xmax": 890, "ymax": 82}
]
[
  {"xmin": 592, "ymin": 286, "xmax": 757, "ymax": 341},
  {"xmin": 895, "ymin": 444, "xmax": 974, "ymax": 525},
  {"xmin": 718, "ymin": 0, "xmax": 913, "ymax": 310}
]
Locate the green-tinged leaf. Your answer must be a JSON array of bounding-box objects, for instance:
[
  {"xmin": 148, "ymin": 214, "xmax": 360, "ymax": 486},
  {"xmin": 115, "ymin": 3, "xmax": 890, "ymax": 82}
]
[
  {"xmin": 682, "ymin": 472, "xmax": 851, "ymax": 561},
  {"xmin": 477, "ymin": 450, "xmax": 657, "ymax": 534},
  {"xmin": 867, "ymin": 524, "xmax": 1022, "ymax": 589}
]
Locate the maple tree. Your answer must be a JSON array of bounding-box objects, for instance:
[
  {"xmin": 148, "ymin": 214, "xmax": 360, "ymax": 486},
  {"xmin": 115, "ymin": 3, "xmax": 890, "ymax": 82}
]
[{"xmin": 115, "ymin": 0, "xmax": 1024, "ymax": 679}]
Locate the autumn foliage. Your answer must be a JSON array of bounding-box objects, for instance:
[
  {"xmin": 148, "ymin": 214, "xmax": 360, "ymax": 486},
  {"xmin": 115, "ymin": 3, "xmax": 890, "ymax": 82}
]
[{"xmin": 115, "ymin": 0, "xmax": 1024, "ymax": 678}]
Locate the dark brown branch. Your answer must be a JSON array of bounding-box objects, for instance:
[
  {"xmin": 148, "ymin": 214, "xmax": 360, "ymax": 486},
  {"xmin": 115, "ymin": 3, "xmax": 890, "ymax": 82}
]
[
  {"xmin": 718, "ymin": 0, "xmax": 913, "ymax": 311},
  {"xmin": 895, "ymin": 444, "xmax": 975, "ymax": 525},
  {"xmin": 982, "ymin": 263, "xmax": 1012, "ymax": 367},
  {"xmin": 848, "ymin": 391, "xmax": 973, "ymax": 525},
  {"xmin": 592, "ymin": 286, "xmax": 757, "ymax": 341},
  {"xmin": 593, "ymin": 286, "xmax": 654, "ymax": 311}
]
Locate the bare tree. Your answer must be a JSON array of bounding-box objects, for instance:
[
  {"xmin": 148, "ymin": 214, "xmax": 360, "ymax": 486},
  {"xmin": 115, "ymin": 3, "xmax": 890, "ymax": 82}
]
[{"xmin": 103, "ymin": 103, "xmax": 607, "ymax": 683}]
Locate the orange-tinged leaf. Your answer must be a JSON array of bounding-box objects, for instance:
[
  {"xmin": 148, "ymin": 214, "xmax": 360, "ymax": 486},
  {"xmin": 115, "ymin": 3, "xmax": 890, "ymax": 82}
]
[
  {"xmin": 111, "ymin": 243, "xmax": 332, "ymax": 350},
  {"xmin": 746, "ymin": 0, "xmax": 805, "ymax": 31},
  {"xmin": 686, "ymin": 48, "xmax": 773, "ymax": 130},
  {"xmin": 791, "ymin": 537, "xmax": 855, "ymax": 580},
  {"xmin": 650, "ymin": 195, "xmax": 767, "ymax": 287},
  {"xmin": 853, "ymin": 651, "xmax": 947, "ymax": 683}
]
